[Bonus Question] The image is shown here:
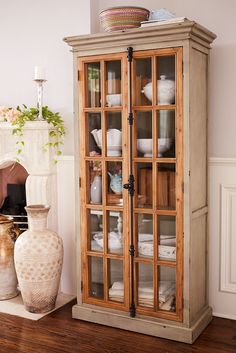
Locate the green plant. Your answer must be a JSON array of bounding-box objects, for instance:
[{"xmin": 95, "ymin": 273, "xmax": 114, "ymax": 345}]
[{"xmin": 11, "ymin": 105, "xmax": 66, "ymax": 163}]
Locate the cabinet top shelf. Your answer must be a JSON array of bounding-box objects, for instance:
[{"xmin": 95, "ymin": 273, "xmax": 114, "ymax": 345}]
[{"xmin": 64, "ymin": 19, "xmax": 216, "ymax": 55}]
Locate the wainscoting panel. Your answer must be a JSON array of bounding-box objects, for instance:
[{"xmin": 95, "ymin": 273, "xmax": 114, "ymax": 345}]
[
  {"xmin": 220, "ymin": 185, "xmax": 236, "ymax": 293},
  {"xmin": 209, "ymin": 158, "xmax": 236, "ymax": 320}
]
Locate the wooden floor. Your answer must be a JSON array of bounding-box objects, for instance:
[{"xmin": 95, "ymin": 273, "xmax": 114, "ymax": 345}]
[{"xmin": 0, "ymin": 300, "xmax": 236, "ymax": 353}]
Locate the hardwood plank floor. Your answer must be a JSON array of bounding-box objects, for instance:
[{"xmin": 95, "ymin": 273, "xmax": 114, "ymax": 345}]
[{"xmin": 0, "ymin": 300, "xmax": 236, "ymax": 353}]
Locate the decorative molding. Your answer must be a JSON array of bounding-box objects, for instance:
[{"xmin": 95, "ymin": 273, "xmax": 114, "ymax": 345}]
[
  {"xmin": 64, "ymin": 20, "xmax": 216, "ymax": 54},
  {"xmin": 208, "ymin": 157, "xmax": 236, "ymax": 167},
  {"xmin": 220, "ymin": 184, "xmax": 236, "ymax": 294}
]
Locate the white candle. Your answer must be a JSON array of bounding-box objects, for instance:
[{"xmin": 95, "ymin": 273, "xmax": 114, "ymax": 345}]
[{"xmin": 34, "ymin": 66, "xmax": 46, "ymax": 80}]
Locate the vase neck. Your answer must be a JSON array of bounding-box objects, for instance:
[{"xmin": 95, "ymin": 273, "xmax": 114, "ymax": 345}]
[{"xmin": 25, "ymin": 205, "xmax": 50, "ymax": 231}]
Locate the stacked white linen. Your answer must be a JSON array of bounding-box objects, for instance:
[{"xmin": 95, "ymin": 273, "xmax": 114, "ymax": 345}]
[
  {"xmin": 138, "ymin": 233, "xmax": 176, "ymax": 259},
  {"xmin": 108, "ymin": 280, "xmax": 175, "ymax": 310},
  {"xmin": 109, "ymin": 281, "xmax": 124, "ymax": 302}
]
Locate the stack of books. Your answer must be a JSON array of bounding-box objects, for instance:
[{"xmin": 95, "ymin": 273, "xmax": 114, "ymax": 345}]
[{"xmin": 141, "ymin": 17, "xmax": 186, "ymax": 28}]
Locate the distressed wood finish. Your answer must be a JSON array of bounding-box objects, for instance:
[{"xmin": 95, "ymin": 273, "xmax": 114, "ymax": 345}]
[{"xmin": 65, "ymin": 19, "xmax": 216, "ymax": 343}]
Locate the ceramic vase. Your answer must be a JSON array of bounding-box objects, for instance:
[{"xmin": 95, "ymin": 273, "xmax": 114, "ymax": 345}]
[
  {"xmin": 14, "ymin": 205, "xmax": 63, "ymax": 313},
  {"xmin": 158, "ymin": 75, "xmax": 175, "ymax": 105},
  {"xmin": 91, "ymin": 175, "xmax": 102, "ymax": 204},
  {"xmin": 0, "ymin": 215, "xmax": 20, "ymax": 300}
]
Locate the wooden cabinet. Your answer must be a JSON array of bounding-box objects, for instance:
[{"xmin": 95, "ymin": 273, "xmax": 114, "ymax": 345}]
[{"xmin": 64, "ymin": 20, "xmax": 216, "ymax": 343}]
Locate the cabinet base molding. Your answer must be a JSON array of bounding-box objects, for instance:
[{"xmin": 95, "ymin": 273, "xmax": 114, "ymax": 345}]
[{"xmin": 72, "ymin": 304, "xmax": 212, "ymax": 344}]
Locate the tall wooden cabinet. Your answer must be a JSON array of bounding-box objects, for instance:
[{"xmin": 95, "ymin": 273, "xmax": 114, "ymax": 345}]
[{"xmin": 64, "ymin": 20, "xmax": 216, "ymax": 343}]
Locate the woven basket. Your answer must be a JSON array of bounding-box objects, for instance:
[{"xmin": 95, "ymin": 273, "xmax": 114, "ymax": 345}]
[{"xmin": 100, "ymin": 6, "xmax": 150, "ymax": 32}]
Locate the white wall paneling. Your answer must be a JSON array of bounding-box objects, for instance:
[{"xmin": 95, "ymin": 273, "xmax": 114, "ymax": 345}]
[
  {"xmin": 56, "ymin": 156, "xmax": 76, "ymax": 295},
  {"xmin": 209, "ymin": 158, "xmax": 236, "ymax": 320},
  {"xmin": 220, "ymin": 185, "xmax": 236, "ymax": 293}
]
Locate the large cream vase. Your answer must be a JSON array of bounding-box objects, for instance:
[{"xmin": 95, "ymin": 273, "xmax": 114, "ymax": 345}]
[{"xmin": 14, "ymin": 205, "xmax": 63, "ymax": 313}]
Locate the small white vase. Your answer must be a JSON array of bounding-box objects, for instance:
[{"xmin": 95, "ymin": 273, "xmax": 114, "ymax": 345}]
[
  {"xmin": 14, "ymin": 205, "xmax": 63, "ymax": 313},
  {"xmin": 158, "ymin": 75, "xmax": 175, "ymax": 105},
  {"xmin": 91, "ymin": 175, "xmax": 102, "ymax": 204}
]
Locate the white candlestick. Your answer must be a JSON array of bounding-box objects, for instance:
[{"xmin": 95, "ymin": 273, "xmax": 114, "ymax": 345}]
[{"xmin": 34, "ymin": 66, "xmax": 46, "ymax": 80}]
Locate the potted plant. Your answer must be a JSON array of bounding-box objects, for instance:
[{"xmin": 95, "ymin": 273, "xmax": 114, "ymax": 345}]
[{"xmin": 0, "ymin": 105, "xmax": 65, "ymax": 162}]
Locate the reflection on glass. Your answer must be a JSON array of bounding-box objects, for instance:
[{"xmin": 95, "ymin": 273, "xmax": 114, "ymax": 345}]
[
  {"xmin": 136, "ymin": 163, "xmax": 152, "ymax": 208},
  {"xmin": 137, "ymin": 214, "xmax": 153, "ymax": 258},
  {"xmin": 157, "ymin": 110, "xmax": 175, "ymax": 158},
  {"xmin": 88, "ymin": 210, "xmax": 103, "ymax": 252},
  {"xmin": 138, "ymin": 263, "xmax": 153, "ymax": 308},
  {"xmin": 108, "ymin": 211, "xmax": 123, "ymax": 254},
  {"xmin": 157, "ymin": 163, "xmax": 175, "ymax": 210},
  {"xmin": 108, "ymin": 259, "xmax": 124, "ymax": 302},
  {"xmin": 136, "ymin": 111, "xmax": 152, "ymax": 157},
  {"xmin": 88, "ymin": 113, "xmax": 102, "ymax": 156},
  {"xmin": 87, "ymin": 161, "xmax": 102, "ymax": 205},
  {"xmin": 106, "ymin": 112, "xmax": 122, "ymax": 157},
  {"xmin": 156, "ymin": 56, "xmax": 175, "ymax": 105},
  {"xmin": 158, "ymin": 216, "xmax": 176, "ymax": 261},
  {"xmin": 106, "ymin": 61, "xmax": 121, "ymax": 107},
  {"xmin": 135, "ymin": 58, "xmax": 152, "ymax": 106},
  {"xmin": 86, "ymin": 63, "xmax": 101, "ymax": 107},
  {"xmin": 158, "ymin": 266, "xmax": 176, "ymax": 312},
  {"xmin": 107, "ymin": 162, "xmax": 123, "ymax": 206},
  {"xmin": 89, "ymin": 256, "xmax": 104, "ymax": 299}
]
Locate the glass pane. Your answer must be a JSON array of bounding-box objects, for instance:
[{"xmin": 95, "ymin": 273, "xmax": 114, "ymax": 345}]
[
  {"xmin": 89, "ymin": 256, "xmax": 104, "ymax": 299},
  {"xmin": 87, "ymin": 113, "xmax": 102, "ymax": 157},
  {"xmin": 108, "ymin": 211, "xmax": 123, "ymax": 254},
  {"xmin": 157, "ymin": 163, "xmax": 175, "ymax": 210},
  {"xmin": 106, "ymin": 112, "xmax": 122, "ymax": 157},
  {"xmin": 107, "ymin": 162, "xmax": 123, "ymax": 206},
  {"xmin": 137, "ymin": 214, "xmax": 153, "ymax": 258},
  {"xmin": 156, "ymin": 56, "xmax": 175, "ymax": 105},
  {"xmin": 158, "ymin": 266, "xmax": 176, "ymax": 312},
  {"xmin": 135, "ymin": 58, "xmax": 152, "ymax": 106},
  {"xmin": 138, "ymin": 263, "xmax": 153, "ymax": 308},
  {"xmin": 88, "ymin": 210, "xmax": 103, "ymax": 252},
  {"xmin": 108, "ymin": 259, "xmax": 124, "ymax": 302},
  {"xmin": 136, "ymin": 163, "xmax": 152, "ymax": 208},
  {"xmin": 158, "ymin": 216, "xmax": 176, "ymax": 261},
  {"xmin": 157, "ymin": 110, "xmax": 175, "ymax": 158},
  {"xmin": 105, "ymin": 61, "xmax": 122, "ymax": 107},
  {"xmin": 87, "ymin": 161, "xmax": 103, "ymax": 205},
  {"xmin": 86, "ymin": 62, "xmax": 101, "ymax": 107},
  {"xmin": 136, "ymin": 111, "xmax": 152, "ymax": 157}
]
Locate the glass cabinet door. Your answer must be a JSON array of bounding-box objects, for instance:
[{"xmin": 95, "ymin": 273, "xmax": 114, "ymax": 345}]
[
  {"xmin": 80, "ymin": 53, "xmax": 129, "ymax": 311},
  {"xmin": 133, "ymin": 48, "xmax": 182, "ymax": 320}
]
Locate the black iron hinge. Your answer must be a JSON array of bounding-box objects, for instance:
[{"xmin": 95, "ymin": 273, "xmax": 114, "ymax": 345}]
[
  {"xmin": 129, "ymin": 244, "xmax": 135, "ymax": 257},
  {"xmin": 78, "ymin": 70, "xmax": 80, "ymax": 81},
  {"xmin": 129, "ymin": 303, "xmax": 136, "ymax": 318},
  {"xmin": 127, "ymin": 47, "xmax": 133, "ymax": 62},
  {"xmin": 128, "ymin": 112, "xmax": 133, "ymax": 125},
  {"xmin": 123, "ymin": 174, "xmax": 135, "ymax": 196},
  {"xmin": 81, "ymin": 281, "xmax": 83, "ymax": 291}
]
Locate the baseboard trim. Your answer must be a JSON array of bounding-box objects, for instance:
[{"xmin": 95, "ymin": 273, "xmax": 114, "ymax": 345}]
[
  {"xmin": 72, "ymin": 304, "xmax": 212, "ymax": 344},
  {"xmin": 213, "ymin": 312, "xmax": 236, "ymax": 321}
]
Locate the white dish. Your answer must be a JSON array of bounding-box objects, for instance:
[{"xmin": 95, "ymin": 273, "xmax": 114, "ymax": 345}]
[
  {"xmin": 137, "ymin": 138, "xmax": 152, "ymax": 157},
  {"xmin": 106, "ymin": 94, "xmax": 122, "ymax": 107}
]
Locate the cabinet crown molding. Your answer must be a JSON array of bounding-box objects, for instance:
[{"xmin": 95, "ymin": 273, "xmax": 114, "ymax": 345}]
[{"xmin": 64, "ymin": 19, "xmax": 216, "ymax": 55}]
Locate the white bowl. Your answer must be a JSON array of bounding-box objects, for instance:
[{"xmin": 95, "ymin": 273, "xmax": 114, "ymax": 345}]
[
  {"xmin": 106, "ymin": 94, "xmax": 122, "ymax": 107},
  {"xmin": 107, "ymin": 145, "xmax": 122, "ymax": 156},
  {"xmin": 158, "ymin": 138, "xmax": 172, "ymax": 156},
  {"xmin": 137, "ymin": 138, "xmax": 173, "ymax": 157},
  {"xmin": 137, "ymin": 139, "xmax": 152, "ymax": 157}
]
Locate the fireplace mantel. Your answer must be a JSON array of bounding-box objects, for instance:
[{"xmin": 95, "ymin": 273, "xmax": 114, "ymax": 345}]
[{"xmin": 0, "ymin": 121, "xmax": 58, "ymax": 230}]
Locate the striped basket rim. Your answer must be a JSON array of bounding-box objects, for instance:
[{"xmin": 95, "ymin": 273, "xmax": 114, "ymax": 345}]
[{"xmin": 100, "ymin": 6, "xmax": 150, "ymax": 16}]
